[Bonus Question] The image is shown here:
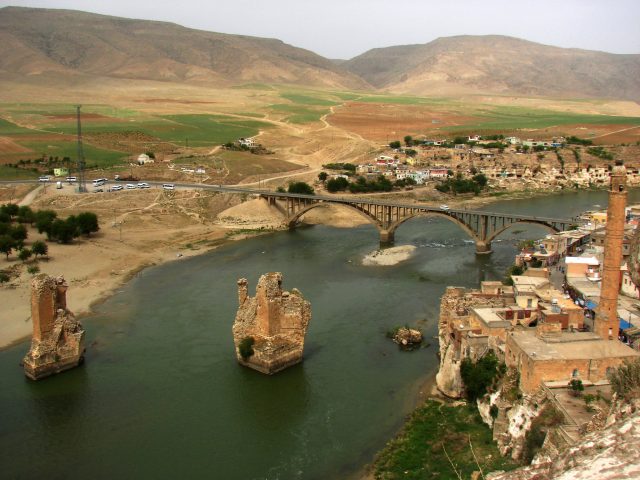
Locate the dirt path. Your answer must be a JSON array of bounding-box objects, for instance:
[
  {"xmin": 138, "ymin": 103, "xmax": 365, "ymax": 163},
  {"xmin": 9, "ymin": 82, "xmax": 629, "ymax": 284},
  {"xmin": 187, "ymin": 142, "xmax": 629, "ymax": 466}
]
[
  {"xmin": 18, "ymin": 185, "xmax": 42, "ymax": 206},
  {"xmin": 591, "ymin": 125, "xmax": 640, "ymax": 139}
]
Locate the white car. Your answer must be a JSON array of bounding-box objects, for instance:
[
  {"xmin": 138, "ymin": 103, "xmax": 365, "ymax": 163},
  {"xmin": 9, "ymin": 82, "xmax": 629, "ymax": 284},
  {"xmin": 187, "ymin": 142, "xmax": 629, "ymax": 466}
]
[
  {"xmin": 66, "ymin": 176, "xmax": 77, "ymax": 183},
  {"xmin": 137, "ymin": 182, "xmax": 150, "ymax": 189},
  {"xmin": 439, "ymin": 204, "xmax": 450, "ymax": 211},
  {"xmin": 162, "ymin": 183, "xmax": 175, "ymax": 191},
  {"xmin": 38, "ymin": 176, "xmax": 50, "ymax": 182},
  {"xmin": 111, "ymin": 185, "xmax": 123, "ymax": 191},
  {"xmin": 126, "ymin": 184, "xmax": 137, "ymax": 190}
]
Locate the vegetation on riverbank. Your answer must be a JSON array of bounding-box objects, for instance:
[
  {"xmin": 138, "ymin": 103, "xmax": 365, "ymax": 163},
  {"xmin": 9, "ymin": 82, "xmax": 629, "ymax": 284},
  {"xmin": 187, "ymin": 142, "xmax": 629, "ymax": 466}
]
[{"xmin": 372, "ymin": 399, "xmax": 517, "ymax": 479}]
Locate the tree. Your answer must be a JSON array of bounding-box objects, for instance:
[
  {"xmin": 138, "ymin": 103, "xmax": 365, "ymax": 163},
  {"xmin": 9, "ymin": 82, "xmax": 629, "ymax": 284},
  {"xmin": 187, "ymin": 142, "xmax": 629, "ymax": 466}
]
[
  {"xmin": 35, "ymin": 210, "xmax": 57, "ymax": 236},
  {"xmin": 0, "ymin": 235, "xmax": 14, "ymax": 259},
  {"xmin": 76, "ymin": 212, "xmax": 100, "ymax": 237},
  {"xmin": 389, "ymin": 141, "xmax": 401, "ymax": 149},
  {"xmin": 568, "ymin": 378, "xmax": 584, "ymax": 397},
  {"xmin": 2, "ymin": 203, "xmax": 18, "ymax": 217},
  {"xmin": 326, "ymin": 177, "xmax": 349, "ymax": 193},
  {"xmin": 460, "ymin": 350, "xmax": 503, "ymax": 401},
  {"xmin": 404, "ymin": 135, "xmax": 413, "ymax": 146},
  {"xmin": 318, "ymin": 172, "xmax": 328, "ymax": 183},
  {"xmin": 472, "ymin": 173, "xmax": 488, "ymax": 188},
  {"xmin": 50, "ymin": 219, "xmax": 76, "ymax": 244},
  {"xmin": 18, "ymin": 248, "xmax": 32, "ymax": 263},
  {"xmin": 10, "ymin": 224, "xmax": 28, "ymax": 246},
  {"xmin": 287, "ymin": 182, "xmax": 314, "ymax": 195},
  {"xmin": 32, "ymin": 240, "xmax": 48, "ymax": 259},
  {"xmin": 17, "ymin": 206, "xmax": 35, "ymax": 225}
]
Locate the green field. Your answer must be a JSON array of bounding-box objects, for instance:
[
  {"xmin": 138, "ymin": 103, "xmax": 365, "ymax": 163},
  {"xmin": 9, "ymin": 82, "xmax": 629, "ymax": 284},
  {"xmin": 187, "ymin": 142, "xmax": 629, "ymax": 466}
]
[
  {"xmin": 373, "ymin": 400, "xmax": 517, "ymax": 479},
  {"xmin": 449, "ymin": 106, "xmax": 640, "ymax": 132},
  {"xmin": 0, "ymin": 105, "xmax": 273, "ymax": 174}
]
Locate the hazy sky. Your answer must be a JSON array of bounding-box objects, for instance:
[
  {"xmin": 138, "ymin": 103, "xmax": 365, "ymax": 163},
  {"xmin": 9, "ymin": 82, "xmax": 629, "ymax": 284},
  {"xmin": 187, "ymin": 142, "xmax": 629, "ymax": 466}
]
[{"xmin": 2, "ymin": 0, "xmax": 639, "ymax": 59}]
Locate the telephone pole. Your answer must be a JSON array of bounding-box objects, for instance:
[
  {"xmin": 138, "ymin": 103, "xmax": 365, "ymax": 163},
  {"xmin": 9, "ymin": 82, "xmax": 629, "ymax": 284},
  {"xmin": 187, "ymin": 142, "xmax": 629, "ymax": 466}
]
[{"xmin": 76, "ymin": 106, "xmax": 87, "ymax": 193}]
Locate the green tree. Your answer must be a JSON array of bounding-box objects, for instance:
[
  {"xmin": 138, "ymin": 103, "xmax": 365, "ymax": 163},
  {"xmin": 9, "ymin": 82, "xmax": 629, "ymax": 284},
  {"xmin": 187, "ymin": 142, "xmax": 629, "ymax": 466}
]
[
  {"xmin": 389, "ymin": 140, "xmax": 401, "ymax": 149},
  {"xmin": 10, "ymin": 224, "xmax": 28, "ymax": 246},
  {"xmin": 472, "ymin": 173, "xmax": 488, "ymax": 187},
  {"xmin": 50, "ymin": 219, "xmax": 76, "ymax": 244},
  {"xmin": 318, "ymin": 171, "xmax": 328, "ymax": 182},
  {"xmin": 460, "ymin": 350, "xmax": 503, "ymax": 401},
  {"xmin": 18, "ymin": 248, "xmax": 32, "ymax": 263},
  {"xmin": 76, "ymin": 212, "xmax": 100, "ymax": 237},
  {"xmin": 2, "ymin": 203, "xmax": 18, "ymax": 217},
  {"xmin": 35, "ymin": 210, "xmax": 57, "ymax": 236},
  {"xmin": 31, "ymin": 240, "xmax": 48, "ymax": 259},
  {"xmin": 0, "ymin": 235, "xmax": 14, "ymax": 259},
  {"xmin": 568, "ymin": 378, "xmax": 584, "ymax": 397},
  {"xmin": 404, "ymin": 135, "xmax": 413, "ymax": 146},
  {"xmin": 17, "ymin": 206, "xmax": 35, "ymax": 225},
  {"xmin": 326, "ymin": 177, "xmax": 349, "ymax": 193},
  {"xmin": 287, "ymin": 182, "xmax": 314, "ymax": 195}
]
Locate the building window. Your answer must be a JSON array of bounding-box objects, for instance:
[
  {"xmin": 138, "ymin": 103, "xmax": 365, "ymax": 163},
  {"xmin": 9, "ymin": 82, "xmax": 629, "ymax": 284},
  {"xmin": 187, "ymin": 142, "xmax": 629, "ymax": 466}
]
[{"xmin": 572, "ymin": 369, "xmax": 579, "ymax": 378}]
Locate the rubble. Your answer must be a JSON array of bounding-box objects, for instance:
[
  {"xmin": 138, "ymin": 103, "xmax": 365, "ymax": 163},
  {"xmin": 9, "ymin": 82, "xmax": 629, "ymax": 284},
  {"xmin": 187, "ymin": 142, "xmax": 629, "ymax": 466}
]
[
  {"xmin": 232, "ymin": 273, "xmax": 311, "ymax": 374},
  {"xmin": 392, "ymin": 327, "xmax": 423, "ymax": 348},
  {"xmin": 22, "ymin": 274, "xmax": 85, "ymax": 380}
]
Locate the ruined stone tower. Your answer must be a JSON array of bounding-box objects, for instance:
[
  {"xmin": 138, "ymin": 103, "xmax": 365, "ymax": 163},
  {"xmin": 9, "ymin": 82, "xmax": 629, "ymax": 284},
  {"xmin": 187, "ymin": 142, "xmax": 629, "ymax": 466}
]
[
  {"xmin": 232, "ymin": 273, "xmax": 311, "ymax": 374},
  {"xmin": 594, "ymin": 161, "xmax": 627, "ymax": 340},
  {"xmin": 23, "ymin": 274, "xmax": 85, "ymax": 380}
]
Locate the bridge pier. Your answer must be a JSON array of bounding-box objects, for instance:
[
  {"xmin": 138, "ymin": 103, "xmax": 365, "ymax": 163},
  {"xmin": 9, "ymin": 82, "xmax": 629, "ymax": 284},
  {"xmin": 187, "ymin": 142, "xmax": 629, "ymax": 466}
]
[
  {"xmin": 379, "ymin": 229, "xmax": 395, "ymax": 247},
  {"xmin": 475, "ymin": 241, "xmax": 492, "ymax": 255}
]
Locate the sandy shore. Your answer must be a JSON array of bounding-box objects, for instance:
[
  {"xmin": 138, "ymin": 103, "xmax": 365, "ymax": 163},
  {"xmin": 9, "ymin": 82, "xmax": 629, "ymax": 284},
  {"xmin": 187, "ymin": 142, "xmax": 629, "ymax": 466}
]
[{"xmin": 362, "ymin": 245, "xmax": 417, "ymax": 266}]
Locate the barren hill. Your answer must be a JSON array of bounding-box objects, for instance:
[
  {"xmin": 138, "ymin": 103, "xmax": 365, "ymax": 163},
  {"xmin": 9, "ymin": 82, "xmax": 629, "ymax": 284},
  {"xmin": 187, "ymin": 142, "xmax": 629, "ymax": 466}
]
[
  {"xmin": 0, "ymin": 6, "xmax": 369, "ymax": 90},
  {"xmin": 343, "ymin": 35, "xmax": 640, "ymax": 100}
]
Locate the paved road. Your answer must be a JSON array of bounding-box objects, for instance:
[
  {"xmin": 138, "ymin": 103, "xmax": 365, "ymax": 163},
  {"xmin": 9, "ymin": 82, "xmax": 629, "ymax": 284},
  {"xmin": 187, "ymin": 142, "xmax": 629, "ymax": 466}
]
[{"xmin": 0, "ymin": 179, "xmax": 577, "ymax": 223}]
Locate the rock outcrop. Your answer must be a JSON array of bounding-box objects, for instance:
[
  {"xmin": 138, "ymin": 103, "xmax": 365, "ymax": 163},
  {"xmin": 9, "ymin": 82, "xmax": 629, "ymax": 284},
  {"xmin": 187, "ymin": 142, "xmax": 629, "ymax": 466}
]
[
  {"xmin": 392, "ymin": 327, "xmax": 423, "ymax": 348},
  {"xmin": 232, "ymin": 273, "xmax": 311, "ymax": 374},
  {"xmin": 23, "ymin": 274, "xmax": 85, "ymax": 380},
  {"xmin": 488, "ymin": 405, "xmax": 640, "ymax": 480}
]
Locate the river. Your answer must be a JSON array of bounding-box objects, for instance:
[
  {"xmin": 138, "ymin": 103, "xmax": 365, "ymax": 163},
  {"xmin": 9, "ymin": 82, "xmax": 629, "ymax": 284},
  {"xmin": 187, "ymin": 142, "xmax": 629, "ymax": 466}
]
[{"xmin": 1, "ymin": 189, "xmax": 638, "ymax": 479}]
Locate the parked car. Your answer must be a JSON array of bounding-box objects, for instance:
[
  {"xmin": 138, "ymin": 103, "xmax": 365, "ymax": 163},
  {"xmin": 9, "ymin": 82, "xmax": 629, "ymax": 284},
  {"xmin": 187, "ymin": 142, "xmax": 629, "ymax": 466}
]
[
  {"xmin": 137, "ymin": 182, "xmax": 150, "ymax": 189},
  {"xmin": 439, "ymin": 204, "xmax": 450, "ymax": 211},
  {"xmin": 66, "ymin": 176, "xmax": 77, "ymax": 183},
  {"xmin": 125, "ymin": 184, "xmax": 137, "ymax": 190},
  {"xmin": 162, "ymin": 183, "xmax": 175, "ymax": 191},
  {"xmin": 111, "ymin": 185, "xmax": 123, "ymax": 191},
  {"xmin": 38, "ymin": 176, "xmax": 50, "ymax": 182}
]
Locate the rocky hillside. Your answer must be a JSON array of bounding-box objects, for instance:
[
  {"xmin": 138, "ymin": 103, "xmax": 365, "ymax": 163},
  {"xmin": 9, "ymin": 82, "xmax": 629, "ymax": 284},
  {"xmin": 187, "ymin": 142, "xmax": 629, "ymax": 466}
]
[
  {"xmin": 0, "ymin": 6, "xmax": 369, "ymax": 90},
  {"xmin": 343, "ymin": 35, "xmax": 640, "ymax": 100}
]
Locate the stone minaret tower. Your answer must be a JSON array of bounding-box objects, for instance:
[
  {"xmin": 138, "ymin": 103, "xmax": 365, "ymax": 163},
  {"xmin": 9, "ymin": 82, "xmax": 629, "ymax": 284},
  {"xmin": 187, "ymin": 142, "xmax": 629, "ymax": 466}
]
[{"xmin": 594, "ymin": 161, "xmax": 627, "ymax": 340}]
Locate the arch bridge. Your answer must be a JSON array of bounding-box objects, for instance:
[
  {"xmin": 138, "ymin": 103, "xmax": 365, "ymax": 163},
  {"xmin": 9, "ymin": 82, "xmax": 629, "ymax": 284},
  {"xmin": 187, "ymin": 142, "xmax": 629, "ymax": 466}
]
[{"xmin": 261, "ymin": 191, "xmax": 577, "ymax": 254}]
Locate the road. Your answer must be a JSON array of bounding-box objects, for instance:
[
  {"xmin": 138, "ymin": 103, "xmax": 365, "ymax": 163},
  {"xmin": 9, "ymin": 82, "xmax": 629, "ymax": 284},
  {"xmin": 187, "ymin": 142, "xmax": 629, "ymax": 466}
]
[{"xmin": 0, "ymin": 179, "xmax": 578, "ymax": 223}]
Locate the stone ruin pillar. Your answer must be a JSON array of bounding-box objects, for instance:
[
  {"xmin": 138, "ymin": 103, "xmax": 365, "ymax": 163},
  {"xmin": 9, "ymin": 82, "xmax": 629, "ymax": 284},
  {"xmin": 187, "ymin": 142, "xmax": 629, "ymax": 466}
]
[
  {"xmin": 232, "ymin": 272, "xmax": 311, "ymax": 374},
  {"xmin": 23, "ymin": 274, "xmax": 85, "ymax": 380}
]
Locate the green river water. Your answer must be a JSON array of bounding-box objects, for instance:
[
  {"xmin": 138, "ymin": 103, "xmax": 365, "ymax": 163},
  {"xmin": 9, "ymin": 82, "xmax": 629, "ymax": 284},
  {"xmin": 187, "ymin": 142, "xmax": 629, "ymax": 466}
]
[{"xmin": 1, "ymin": 189, "xmax": 637, "ymax": 479}]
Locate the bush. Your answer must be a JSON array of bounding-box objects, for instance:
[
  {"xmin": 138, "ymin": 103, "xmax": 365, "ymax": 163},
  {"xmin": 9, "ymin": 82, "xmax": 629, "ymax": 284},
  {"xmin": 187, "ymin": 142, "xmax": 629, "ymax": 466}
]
[
  {"xmin": 326, "ymin": 177, "xmax": 349, "ymax": 193},
  {"xmin": 238, "ymin": 337, "xmax": 255, "ymax": 360},
  {"xmin": 18, "ymin": 248, "xmax": 32, "ymax": 263},
  {"xmin": 27, "ymin": 265, "xmax": 40, "ymax": 275},
  {"xmin": 568, "ymin": 378, "xmax": 584, "ymax": 397},
  {"xmin": 608, "ymin": 359, "xmax": 640, "ymax": 401},
  {"xmin": 460, "ymin": 350, "xmax": 504, "ymax": 402},
  {"xmin": 287, "ymin": 181, "xmax": 314, "ymax": 195},
  {"xmin": 32, "ymin": 240, "xmax": 48, "ymax": 258}
]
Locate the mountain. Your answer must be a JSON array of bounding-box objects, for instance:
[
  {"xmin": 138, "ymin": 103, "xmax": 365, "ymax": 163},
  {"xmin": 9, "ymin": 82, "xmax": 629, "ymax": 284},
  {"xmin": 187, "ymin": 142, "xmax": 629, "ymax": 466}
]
[
  {"xmin": 0, "ymin": 6, "xmax": 369, "ymax": 90},
  {"xmin": 343, "ymin": 35, "xmax": 640, "ymax": 100}
]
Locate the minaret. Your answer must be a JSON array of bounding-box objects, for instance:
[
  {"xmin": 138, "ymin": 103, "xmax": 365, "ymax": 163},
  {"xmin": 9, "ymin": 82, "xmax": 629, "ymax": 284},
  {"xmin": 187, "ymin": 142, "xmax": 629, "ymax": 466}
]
[{"xmin": 594, "ymin": 161, "xmax": 627, "ymax": 340}]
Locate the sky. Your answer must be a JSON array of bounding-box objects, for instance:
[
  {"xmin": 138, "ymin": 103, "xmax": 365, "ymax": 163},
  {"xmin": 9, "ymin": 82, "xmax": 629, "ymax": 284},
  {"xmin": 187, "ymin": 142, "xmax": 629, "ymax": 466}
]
[{"xmin": 2, "ymin": 0, "xmax": 639, "ymax": 59}]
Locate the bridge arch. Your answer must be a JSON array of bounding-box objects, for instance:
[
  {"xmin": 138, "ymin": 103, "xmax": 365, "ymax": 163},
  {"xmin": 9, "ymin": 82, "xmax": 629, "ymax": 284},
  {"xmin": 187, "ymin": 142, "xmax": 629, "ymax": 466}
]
[
  {"xmin": 386, "ymin": 211, "xmax": 482, "ymax": 244},
  {"xmin": 286, "ymin": 201, "xmax": 382, "ymax": 231},
  {"xmin": 485, "ymin": 220, "xmax": 560, "ymax": 245}
]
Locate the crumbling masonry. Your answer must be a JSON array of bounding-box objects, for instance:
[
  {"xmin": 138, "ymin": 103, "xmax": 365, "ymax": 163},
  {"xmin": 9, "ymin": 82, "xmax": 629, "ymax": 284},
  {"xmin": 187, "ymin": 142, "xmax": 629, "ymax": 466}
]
[
  {"xmin": 23, "ymin": 274, "xmax": 85, "ymax": 380},
  {"xmin": 232, "ymin": 272, "xmax": 311, "ymax": 374}
]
